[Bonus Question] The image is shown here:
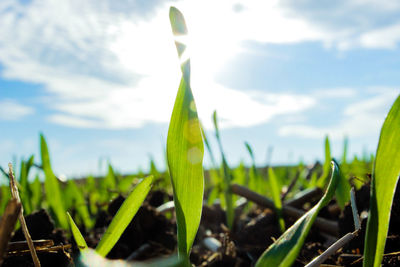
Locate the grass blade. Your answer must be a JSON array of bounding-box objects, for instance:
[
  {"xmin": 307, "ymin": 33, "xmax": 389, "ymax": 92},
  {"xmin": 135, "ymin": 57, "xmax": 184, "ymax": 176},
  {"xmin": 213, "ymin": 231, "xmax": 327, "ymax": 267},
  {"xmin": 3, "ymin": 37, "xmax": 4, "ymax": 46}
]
[
  {"xmin": 168, "ymin": 7, "xmax": 205, "ymax": 264},
  {"xmin": 201, "ymin": 123, "xmax": 217, "ymax": 169},
  {"xmin": 19, "ymin": 155, "xmax": 34, "ymax": 214},
  {"xmin": 342, "ymin": 136, "xmax": 348, "ymax": 165},
  {"xmin": 255, "ymin": 160, "xmax": 341, "ymax": 267},
  {"xmin": 335, "ymin": 167, "xmax": 350, "ymax": 210},
  {"xmin": 105, "ymin": 164, "xmax": 117, "ymax": 190},
  {"xmin": 213, "ymin": 111, "xmax": 234, "ymax": 229},
  {"xmin": 100, "ymin": 164, "xmax": 117, "ymax": 202},
  {"xmin": 317, "ymin": 136, "xmax": 331, "ymax": 188},
  {"xmin": 40, "ymin": 134, "xmax": 68, "ymax": 229},
  {"xmin": 245, "ymin": 142, "xmax": 263, "ymax": 194},
  {"xmin": 30, "ymin": 175, "xmax": 42, "ymax": 211},
  {"xmin": 19, "ymin": 161, "xmax": 30, "ymax": 213},
  {"xmin": 364, "ymin": 95, "xmax": 400, "ymax": 267},
  {"xmin": 65, "ymin": 180, "xmax": 93, "ymax": 230},
  {"xmin": 67, "ymin": 212, "xmax": 88, "ymax": 252},
  {"xmin": 96, "ymin": 175, "xmax": 153, "ymax": 256},
  {"xmin": 336, "ymin": 137, "xmax": 351, "ymax": 210},
  {"xmin": 268, "ymin": 167, "xmax": 285, "ymax": 232}
]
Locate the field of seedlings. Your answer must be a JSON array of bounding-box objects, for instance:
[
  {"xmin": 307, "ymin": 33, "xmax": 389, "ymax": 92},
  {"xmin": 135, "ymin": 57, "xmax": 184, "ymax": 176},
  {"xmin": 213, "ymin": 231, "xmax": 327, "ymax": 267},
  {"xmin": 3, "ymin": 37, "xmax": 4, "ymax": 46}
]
[{"xmin": 0, "ymin": 7, "xmax": 400, "ymax": 267}]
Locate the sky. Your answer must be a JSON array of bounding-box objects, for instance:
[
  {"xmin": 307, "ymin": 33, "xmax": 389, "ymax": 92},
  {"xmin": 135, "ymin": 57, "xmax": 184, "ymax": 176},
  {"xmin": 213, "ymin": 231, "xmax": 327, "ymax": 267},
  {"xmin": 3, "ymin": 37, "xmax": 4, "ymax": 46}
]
[{"xmin": 0, "ymin": 0, "xmax": 399, "ymax": 178}]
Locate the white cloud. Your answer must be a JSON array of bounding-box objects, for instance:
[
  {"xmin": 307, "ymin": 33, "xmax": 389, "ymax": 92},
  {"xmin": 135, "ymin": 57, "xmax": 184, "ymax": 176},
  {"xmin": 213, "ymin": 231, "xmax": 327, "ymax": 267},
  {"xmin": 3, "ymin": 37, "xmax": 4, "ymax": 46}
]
[
  {"xmin": 0, "ymin": 0, "xmax": 321, "ymax": 130},
  {"xmin": 0, "ymin": 0, "xmax": 399, "ymax": 131},
  {"xmin": 279, "ymin": 88, "xmax": 399, "ymax": 139},
  {"xmin": 278, "ymin": 0, "xmax": 400, "ymax": 50},
  {"xmin": 314, "ymin": 88, "xmax": 357, "ymax": 98},
  {"xmin": 0, "ymin": 99, "xmax": 34, "ymax": 120},
  {"xmin": 359, "ymin": 23, "xmax": 400, "ymax": 49}
]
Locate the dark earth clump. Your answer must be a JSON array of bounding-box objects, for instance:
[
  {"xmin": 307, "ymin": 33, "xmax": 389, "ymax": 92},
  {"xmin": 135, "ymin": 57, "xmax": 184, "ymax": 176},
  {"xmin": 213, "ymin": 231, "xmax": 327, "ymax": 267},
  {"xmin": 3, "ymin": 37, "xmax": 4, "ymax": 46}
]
[{"xmin": 3, "ymin": 209, "xmax": 71, "ymax": 267}]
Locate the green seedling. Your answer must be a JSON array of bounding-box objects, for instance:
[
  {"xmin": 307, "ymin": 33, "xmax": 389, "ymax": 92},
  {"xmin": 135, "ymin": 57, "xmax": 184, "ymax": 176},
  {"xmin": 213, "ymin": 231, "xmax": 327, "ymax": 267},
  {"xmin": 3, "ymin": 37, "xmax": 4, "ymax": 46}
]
[
  {"xmin": 255, "ymin": 160, "xmax": 341, "ymax": 267},
  {"xmin": 117, "ymin": 175, "xmax": 136, "ymax": 193},
  {"xmin": 19, "ymin": 155, "xmax": 34, "ymax": 214},
  {"xmin": 245, "ymin": 142, "xmax": 263, "ymax": 194},
  {"xmin": 67, "ymin": 212, "xmax": 88, "ymax": 251},
  {"xmin": 201, "ymin": 123, "xmax": 221, "ymax": 196},
  {"xmin": 213, "ymin": 111, "xmax": 234, "ymax": 230},
  {"xmin": 85, "ymin": 175, "xmax": 100, "ymax": 216},
  {"xmin": 99, "ymin": 164, "xmax": 117, "ymax": 202},
  {"xmin": 148, "ymin": 158, "xmax": 167, "ymax": 189},
  {"xmin": 232, "ymin": 161, "xmax": 247, "ymax": 188},
  {"xmin": 342, "ymin": 136, "xmax": 348, "ymax": 165},
  {"xmin": 96, "ymin": 175, "xmax": 153, "ymax": 256},
  {"xmin": 315, "ymin": 136, "xmax": 350, "ymax": 209},
  {"xmin": 335, "ymin": 168, "xmax": 351, "ymax": 210},
  {"xmin": 167, "ymin": 7, "xmax": 205, "ymax": 265},
  {"xmin": 65, "ymin": 180, "xmax": 93, "ymax": 230},
  {"xmin": 201, "ymin": 122, "xmax": 223, "ymax": 206},
  {"xmin": 335, "ymin": 137, "xmax": 351, "ymax": 210},
  {"xmin": 201, "ymin": 123, "xmax": 217, "ymax": 169},
  {"xmin": 364, "ymin": 95, "xmax": 400, "ymax": 267},
  {"xmin": 317, "ymin": 136, "xmax": 331, "ymax": 188},
  {"xmin": 268, "ymin": 167, "xmax": 285, "ymax": 232},
  {"xmin": 68, "ymin": 175, "xmax": 153, "ymax": 255},
  {"xmin": 40, "ymin": 134, "xmax": 68, "ymax": 229},
  {"xmin": 30, "ymin": 175, "xmax": 42, "ymax": 212}
]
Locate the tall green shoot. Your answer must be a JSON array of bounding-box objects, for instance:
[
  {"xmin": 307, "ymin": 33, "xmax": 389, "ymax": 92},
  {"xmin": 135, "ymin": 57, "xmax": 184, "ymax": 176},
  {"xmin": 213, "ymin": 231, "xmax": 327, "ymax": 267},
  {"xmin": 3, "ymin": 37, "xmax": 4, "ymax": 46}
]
[
  {"xmin": 364, "ymin": 95, "xmax": 400, "ymax": 267},
  {"xmin": 201, "ymin": 123, "xmax": 224, "ymax": 206},
  {"xmin": 213, "ymin": 111, "xmax": 234, "ymax": 230},
  {"xmin": 40, "ymin": 134, "xmax": 68, "ymax": 229},
  {"xmin": 30, "ymin": 175, "xmax": 42, "ymax": 212},
  {"xmin": 245, "ymin": 142, "xmax": 262, "ymax": 194},
  {"xmin": 168, "ymin": 7, "xmax": 205, "ymax": 265},
  {"xmin": 317, "ymin": 136, "xmax": 331, "ymax": 188},
  {"xmin": 268, "ymin": 167, "xmax": 285, "ymax": 232},
  {"xmin": 65, "ymin": 180, "xmax": 93, "ymax": 229},
  {"xmin": 19, "ymin": 155, "xmax": 34, "ymax": 214},
  {"xmin": 342, "ymin": 136, "xmax": 348, "ymax": 165},
  {"xmin": 336, "ymin": 137, "xmax": 351, "ymax": 209},
  {"xmin": 99, "ymin": 164, "xmax": 117, "ymax": 202}
]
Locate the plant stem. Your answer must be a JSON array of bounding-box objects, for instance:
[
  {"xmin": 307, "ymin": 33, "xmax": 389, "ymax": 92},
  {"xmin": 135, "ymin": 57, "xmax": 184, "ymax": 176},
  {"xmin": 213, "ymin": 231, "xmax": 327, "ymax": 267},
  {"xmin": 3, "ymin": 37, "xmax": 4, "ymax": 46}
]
[
  {"xmin": 8, "ymin": 163, "xmax": 41, "ymax": 267},
  {"xmin": 304, "ymin": 230, "xmax": 359, "ymax": 267}
]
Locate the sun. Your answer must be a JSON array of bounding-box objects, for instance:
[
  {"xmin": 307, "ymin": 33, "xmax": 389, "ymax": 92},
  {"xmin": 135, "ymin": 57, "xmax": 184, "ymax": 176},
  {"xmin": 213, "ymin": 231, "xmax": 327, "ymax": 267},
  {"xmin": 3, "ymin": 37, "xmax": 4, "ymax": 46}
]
[{"xmin": 177, "ymin": 2, "xmax": 241, "ymax": 81}]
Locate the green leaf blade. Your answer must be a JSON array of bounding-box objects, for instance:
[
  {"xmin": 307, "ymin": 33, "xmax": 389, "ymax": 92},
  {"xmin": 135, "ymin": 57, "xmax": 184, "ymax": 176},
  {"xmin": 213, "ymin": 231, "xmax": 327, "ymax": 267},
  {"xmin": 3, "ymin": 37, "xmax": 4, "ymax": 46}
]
[
  {"xmin": 40, "ymin": 134, "xmax": 68, "ymax": 229},
  {"xmin": 335, "ymin": 168, "xmax": 351, "ymax": 210},
  {"xmin": 317, "ymin": 136, "xmax": 331, "ymax": 188},
  {"xmin": 268, "ymin": 167, "xmax": 285, "ymax": 232},
  {"xmin": 95, "ymin": 175, "xmax": 153, "ymax": 257},
  {"xmin": 66, "ymin": 180, "xmax": 93, "ymax": 230},
  {"xmin": 168, "ymin": 7, "xmax": 205, "ymax": 264},
  {"xmin": 167, "ymin": 77, "xmax": 204, "ymax": 258},
  {"xmin": 67, "ymin": 212, "xmax": 88, "ymax": 252},
  {"xmin": 255, "ymin": 160, "xmax": 341, "ymax": 267},
  {"xmin": 364, "ymin": 95, "xmax": 400, "ymax": 267},
  {"xmin": 30, "ymin": 175, "xmax": 42, "ymax": 211},
  {"xmin": 213, "ymin": 112, "xmax": 234, "ymax": 229}
]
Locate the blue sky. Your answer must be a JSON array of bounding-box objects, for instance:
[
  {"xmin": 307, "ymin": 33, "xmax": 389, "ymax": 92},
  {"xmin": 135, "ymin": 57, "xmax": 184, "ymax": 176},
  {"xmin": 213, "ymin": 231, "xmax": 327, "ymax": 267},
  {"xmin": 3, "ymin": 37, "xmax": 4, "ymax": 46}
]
[{"xmin": 0, "ymin": 0, "xmax": 399, "ymax": 178}]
